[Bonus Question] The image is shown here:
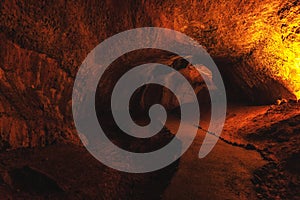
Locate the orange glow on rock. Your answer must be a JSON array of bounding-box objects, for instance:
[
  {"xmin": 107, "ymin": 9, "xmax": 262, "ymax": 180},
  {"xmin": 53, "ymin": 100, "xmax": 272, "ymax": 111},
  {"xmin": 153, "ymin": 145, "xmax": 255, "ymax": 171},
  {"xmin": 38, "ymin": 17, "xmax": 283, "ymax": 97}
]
[{"xmin": 248, "ymin": 3, "xmax": 300, "ymax": 100}]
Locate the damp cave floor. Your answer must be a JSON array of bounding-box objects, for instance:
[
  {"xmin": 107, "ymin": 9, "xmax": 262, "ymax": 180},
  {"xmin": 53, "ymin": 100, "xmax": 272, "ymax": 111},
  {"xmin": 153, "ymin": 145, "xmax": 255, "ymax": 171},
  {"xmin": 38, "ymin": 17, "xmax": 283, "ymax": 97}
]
[{"xmin": 0, "ymin": 103, "xmax": 299, "ymax": 199}]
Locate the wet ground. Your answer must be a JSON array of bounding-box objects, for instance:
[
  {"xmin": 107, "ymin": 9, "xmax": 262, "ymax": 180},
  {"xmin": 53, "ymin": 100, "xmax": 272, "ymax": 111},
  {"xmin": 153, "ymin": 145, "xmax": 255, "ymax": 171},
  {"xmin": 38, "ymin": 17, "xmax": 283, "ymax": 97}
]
[{"xmin": 0, "ymin": 103, "xmax": 299, "ymax": 199}]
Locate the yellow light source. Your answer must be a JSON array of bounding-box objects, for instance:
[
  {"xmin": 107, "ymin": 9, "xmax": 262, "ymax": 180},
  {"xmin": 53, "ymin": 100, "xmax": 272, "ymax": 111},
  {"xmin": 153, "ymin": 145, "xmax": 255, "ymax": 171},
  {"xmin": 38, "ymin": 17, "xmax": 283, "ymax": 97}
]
[{"xmin": 249, "ymin": 12, "xmax": 300, "ymax": 100}]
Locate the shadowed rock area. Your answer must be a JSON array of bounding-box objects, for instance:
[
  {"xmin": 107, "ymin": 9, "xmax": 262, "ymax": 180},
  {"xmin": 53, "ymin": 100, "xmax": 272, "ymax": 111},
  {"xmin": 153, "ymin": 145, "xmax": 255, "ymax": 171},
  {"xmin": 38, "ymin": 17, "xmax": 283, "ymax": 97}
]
[
  {"xmin": 0, "ymin": 128, "xmax": 180, "ymax": 199},
  {"xmin": 1, "ymin": 0, "xmax": 299, "ymax": 148},
  {"xmin": 0, "ymin": 0, "xmax": 300, "ymax": 199}
]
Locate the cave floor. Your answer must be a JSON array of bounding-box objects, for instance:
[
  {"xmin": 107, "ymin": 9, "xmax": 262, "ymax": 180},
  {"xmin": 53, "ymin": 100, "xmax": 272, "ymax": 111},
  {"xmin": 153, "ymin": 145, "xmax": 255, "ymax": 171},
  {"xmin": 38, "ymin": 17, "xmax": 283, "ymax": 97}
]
[
  {"xmin": 0, "ymin": 103, "xmax": 299, "ymax": 199},
  {"xmin": 163, "ymin": 115, "xmax": 266, "ymax": 200},
  {"xmin": 164, "ymin": 102, "xmax": 300, "ymax": 199}
]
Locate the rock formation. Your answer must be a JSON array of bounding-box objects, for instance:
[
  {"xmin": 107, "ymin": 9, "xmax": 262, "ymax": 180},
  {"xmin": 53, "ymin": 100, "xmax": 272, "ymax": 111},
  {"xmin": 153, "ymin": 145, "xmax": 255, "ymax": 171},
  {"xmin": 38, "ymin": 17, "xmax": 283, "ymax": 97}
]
[{"xmin": 0, "ymin": 0, "xmax": 299, "ymax": 149}]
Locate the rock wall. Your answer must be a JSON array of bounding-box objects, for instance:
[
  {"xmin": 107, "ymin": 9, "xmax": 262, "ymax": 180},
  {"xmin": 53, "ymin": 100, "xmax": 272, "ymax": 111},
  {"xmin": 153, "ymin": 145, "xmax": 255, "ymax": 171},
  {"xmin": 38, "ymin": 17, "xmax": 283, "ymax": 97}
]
[
  {"xmin": 0, "ymin": 34, "xmax": 77, "ymax": 149},
  {"xmin": 0, "ymin": 0, "xmax": 299, "ymax": 149},
  {"xmin": 145, "ymin": 0, "xmax": 299, "ymax": 103}
]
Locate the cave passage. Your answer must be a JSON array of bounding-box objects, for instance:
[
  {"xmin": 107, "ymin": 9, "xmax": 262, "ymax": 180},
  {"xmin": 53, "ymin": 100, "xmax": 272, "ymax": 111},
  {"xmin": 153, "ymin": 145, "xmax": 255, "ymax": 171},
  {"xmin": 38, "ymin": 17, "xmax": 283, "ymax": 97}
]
[{"xmin": 0, "ymin": 0, "xmax": 300, "ymax": 199}]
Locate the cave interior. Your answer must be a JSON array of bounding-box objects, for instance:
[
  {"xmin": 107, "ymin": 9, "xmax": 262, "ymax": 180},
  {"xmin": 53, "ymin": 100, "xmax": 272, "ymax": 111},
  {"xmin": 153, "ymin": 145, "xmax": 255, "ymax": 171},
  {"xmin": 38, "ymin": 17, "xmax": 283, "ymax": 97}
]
[{"xmin": 0, "ymin": 0, "xmax": 300, "ymax": 199}]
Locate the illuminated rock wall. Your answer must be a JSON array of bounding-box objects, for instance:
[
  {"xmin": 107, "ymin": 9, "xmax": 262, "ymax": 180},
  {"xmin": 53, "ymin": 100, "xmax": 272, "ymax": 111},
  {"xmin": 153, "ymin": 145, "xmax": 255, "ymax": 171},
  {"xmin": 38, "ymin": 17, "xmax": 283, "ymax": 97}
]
[{"xmin": 0, "ymin": 0, "xmax": 299, "ymax": 149}]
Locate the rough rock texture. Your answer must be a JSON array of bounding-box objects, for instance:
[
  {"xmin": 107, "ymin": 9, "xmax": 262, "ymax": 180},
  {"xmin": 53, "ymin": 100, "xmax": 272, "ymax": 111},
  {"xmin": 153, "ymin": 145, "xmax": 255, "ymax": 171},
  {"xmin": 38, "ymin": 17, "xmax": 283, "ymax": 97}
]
[
  {"xmin": 95, "ymin": 50, "xmax": 210, "ymax": 112},
  {"xmin": 220, "ymin": 103, "xmax": 300, "ymax": 199},
  {"xmin": 0, "ymin": 34, "xmax": 78, "ymax": 149},
  {"xmin": 0, "ymin": 128, "xmax": 180, "ymax": 199},
  {"xmin": 148, "ymin": 0, "xmax": 300, "ymax": 103},
  {"xmin": 0, "ymin": 0, "xmax": 299, "ymax": 149}
]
